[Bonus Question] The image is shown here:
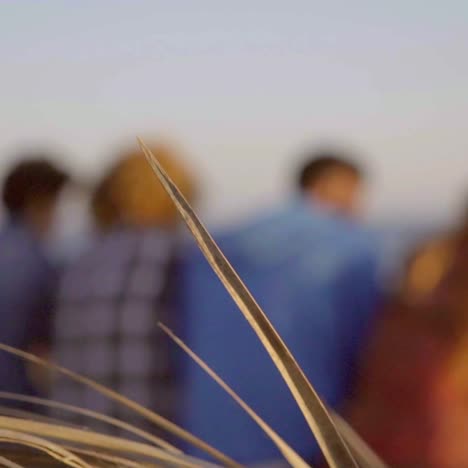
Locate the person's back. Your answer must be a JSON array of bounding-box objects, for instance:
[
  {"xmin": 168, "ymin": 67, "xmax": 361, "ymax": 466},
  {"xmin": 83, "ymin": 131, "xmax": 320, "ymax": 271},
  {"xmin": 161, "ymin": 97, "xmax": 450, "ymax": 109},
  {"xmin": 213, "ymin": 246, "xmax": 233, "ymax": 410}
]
[
  {"xmin": 53, "ymin": 225, "xmax": 178, "ymax": 434},
  {"xmin": 179, "ymin": 199, "xmax": 379, "ymax": 465},
  {"xmin": 52, "ymin": 143, "xmax": 196, "ymax": 437},
  {"xmin": 0, "ymin": 157, "xmax": 68, "ymax": 401}
]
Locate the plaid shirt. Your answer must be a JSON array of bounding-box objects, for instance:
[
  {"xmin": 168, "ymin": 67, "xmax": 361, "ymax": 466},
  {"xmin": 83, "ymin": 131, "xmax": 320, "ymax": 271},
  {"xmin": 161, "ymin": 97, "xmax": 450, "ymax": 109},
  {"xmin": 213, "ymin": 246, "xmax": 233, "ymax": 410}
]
[{"xmin": 52, "ymin": 227, "xmax": 178, "ymax": 438}]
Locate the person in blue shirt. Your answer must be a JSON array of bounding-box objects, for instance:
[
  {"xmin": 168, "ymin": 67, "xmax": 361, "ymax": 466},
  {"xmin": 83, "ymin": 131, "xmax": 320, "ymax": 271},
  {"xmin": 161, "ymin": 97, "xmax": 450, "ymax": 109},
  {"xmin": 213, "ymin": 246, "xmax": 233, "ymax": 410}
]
[
  {"xmin": 0, "ymin": 157, "xmax": 69, "ymax": 406},
  {"xmin": 178, "ymin": 150, "xmax": 380, "ymax": 466}
]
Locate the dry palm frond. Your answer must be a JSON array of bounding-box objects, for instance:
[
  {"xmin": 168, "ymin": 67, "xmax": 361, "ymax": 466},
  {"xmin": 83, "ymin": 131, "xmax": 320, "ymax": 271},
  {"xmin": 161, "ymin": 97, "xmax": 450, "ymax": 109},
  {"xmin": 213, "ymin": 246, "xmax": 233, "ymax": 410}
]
[
  {"xmin": 158, "ymin": 324, "xmax": 387, "ymax": 468},
  {"xmin": 6, "ymin": 393, "xmax": 384, "ymax": 468},
  {"xmin": 0, "ymin": 416, "xmax": 219, "ymax": 468},
  {"xmin": 61, "ymin": 445, "xmax": 144, "ymax": 468},
  {"xmin": 0, "ymin": 455, "xmax": 23, "ymax": 468},
  {"xmin": 0, "ymin": 428, "xmax": 91, "ymax": 468},
  {"xmin": 158, "ymin": 323, "xmax": 312, "ymax": 468},
  {"xmin": 0, "ymin": 343, "xmax": 238, "ymax": 468},
  {"xmin": 0, "ymin": 404, "xmax": 76, "ymax": 427},
  {"xmin": 138, "ymin": 138, "xmax": 357, "ymax": 468},
  {"xmin": 0, "ymin": 392, "xmax": 181, "ymax": 454}
]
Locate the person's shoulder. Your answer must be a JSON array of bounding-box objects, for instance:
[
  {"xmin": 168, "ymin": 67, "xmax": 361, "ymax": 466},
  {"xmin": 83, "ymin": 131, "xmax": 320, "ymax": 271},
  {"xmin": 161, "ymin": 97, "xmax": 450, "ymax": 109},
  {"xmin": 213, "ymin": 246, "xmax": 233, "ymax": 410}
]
[
  {"xmin": 0, "ymin": 221, "xmax": 52, "ymax": 274},
  {"xmin": 0, "ymin": 221, "xmax": 35, "ymax": 252},
  {"xmin": 179, "ymin": 200, "xmax": 376, "ymax": 269}
]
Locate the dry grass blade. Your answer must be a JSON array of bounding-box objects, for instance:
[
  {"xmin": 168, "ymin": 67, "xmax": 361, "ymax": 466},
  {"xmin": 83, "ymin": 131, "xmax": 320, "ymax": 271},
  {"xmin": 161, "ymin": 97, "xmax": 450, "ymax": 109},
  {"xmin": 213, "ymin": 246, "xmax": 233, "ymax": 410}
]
[
  {"xmin": 0, "ymin": 392, "xmax": 181, "ymax": 454},
  {"xmin": 0, "ymin": 344, "xmax": 240, "ymax": 467},
  {"xmin": 0, "ymin": 428, "xmax": 92, "ymax": 468},
  {"xmin": 159, "ymin": 322, "xmax": 312, "ymax": 468},
  {"xmin": 62, "ymin": 445, "xmax": 144, "ymax": 468},
  {"xmin": 0, "ymin": 416, "xmax": 219, "ymax": 468},
  {"xmin": 137, "ymin": 137, "xmax": 356, "ymax": 468},
  {"xmin": 0, "ymin": 404, "xmax": 75, "ymax": 427},
  {"xmin": 0, "ymin": 456, "xmax": 23, "ymax": 468}
]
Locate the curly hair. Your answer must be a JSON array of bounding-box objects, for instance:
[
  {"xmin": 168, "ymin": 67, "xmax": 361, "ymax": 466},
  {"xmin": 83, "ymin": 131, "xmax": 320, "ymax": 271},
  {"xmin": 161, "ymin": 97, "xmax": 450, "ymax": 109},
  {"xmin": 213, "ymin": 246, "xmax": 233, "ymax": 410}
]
[{"xmin": 92, "ymin": 143, "xmax": 196, "ymax": 229}]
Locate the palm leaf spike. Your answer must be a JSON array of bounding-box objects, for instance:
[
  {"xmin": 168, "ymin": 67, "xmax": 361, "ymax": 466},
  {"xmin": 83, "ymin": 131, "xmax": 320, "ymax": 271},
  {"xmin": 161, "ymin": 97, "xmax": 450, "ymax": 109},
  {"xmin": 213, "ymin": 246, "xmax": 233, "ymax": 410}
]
[
  {"xmin": 158, "ymin": 322, "xmax": 312, "ymax": 468},
  {"xmin": 137, "ymin": 137, "xmax": 358, "ymax": 468},
  {"xmin": 0, "ymin": 343, "xmax": 239, "ymax": 468}
]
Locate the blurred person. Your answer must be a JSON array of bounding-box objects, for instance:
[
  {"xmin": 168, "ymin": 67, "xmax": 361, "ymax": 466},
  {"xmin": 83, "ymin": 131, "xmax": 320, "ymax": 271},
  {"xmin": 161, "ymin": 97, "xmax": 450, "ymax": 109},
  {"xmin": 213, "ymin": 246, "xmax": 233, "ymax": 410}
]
[
  {"xmin": 52, "ymin": 143, "xmax": 195, "ymax": 437},
  {"xmin": 0, "ymin": 157, "xmax": 69, "ymax": 404},
  {"xmin": 179, "ymin": 149, "xmax": 380, "ymax": 465},
  {"xmin": 347, "ymin": 202, "xmax": 468, "ymax": 467}
]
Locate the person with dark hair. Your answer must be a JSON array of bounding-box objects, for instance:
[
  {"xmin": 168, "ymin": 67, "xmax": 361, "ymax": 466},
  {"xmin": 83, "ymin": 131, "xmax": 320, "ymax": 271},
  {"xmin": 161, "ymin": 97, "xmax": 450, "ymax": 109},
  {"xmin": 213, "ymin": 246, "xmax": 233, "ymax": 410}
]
[
  {"xmin": 297, "ymin": 151, "xmax": 364, "ymax": 218},
  {"xmin": 179, "ymin": 148, "xmax": 380, "ymax": 465},
  {"xmin": 0, "ymin": 156, "xmax": 69, "ymax": 405}
]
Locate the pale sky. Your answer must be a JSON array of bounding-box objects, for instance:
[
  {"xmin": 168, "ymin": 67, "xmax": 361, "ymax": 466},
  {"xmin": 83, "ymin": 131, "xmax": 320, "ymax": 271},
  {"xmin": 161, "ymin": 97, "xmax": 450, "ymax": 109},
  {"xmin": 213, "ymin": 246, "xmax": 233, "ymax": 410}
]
[{"xmin": 1, "ymin": 1, "xmax": 467, "ymax": 225}]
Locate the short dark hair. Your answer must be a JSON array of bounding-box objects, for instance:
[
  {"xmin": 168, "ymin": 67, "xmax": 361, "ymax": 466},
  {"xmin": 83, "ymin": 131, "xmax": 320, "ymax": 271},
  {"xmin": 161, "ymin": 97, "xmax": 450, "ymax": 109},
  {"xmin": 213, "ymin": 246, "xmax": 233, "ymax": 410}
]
[
  {"xmin": 297, "ymin": 151, "xmax": 363, "ymax": 191},
  {"xmin": 2, "ymin": 158, "xmax": 69, "ymax": 216}
]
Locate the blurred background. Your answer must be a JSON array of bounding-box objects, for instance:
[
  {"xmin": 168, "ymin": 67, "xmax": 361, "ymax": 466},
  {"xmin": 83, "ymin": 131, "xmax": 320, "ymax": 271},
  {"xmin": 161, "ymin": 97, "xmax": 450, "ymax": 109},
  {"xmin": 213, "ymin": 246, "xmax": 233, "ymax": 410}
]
[
  {"xmin": 2, "ymin": 1, "xmax": 467, "ymax": 223},
  {"xmin": 1, "ymin": 2, "xmax": 468, "ymax": 467}
]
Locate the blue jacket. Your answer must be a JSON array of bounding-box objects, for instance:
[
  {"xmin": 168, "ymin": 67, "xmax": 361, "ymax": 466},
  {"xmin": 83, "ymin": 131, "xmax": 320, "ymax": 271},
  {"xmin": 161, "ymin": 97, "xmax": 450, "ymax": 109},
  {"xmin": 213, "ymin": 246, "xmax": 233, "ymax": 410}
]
[
  {"xmin": 177, "ymin": 201, "xmax": 380, "ymax": 464},
  {"xmin": 0, "ymin": 220, "xmax": 55, "ymax": 399}
]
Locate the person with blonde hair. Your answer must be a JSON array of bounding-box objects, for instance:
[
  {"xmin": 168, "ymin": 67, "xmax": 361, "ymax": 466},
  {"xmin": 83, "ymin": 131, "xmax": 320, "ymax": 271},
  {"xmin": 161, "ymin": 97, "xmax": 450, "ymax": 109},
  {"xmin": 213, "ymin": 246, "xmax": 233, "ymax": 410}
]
[
  {"xmin": 90, "ymin": 144, "xmax": 195, "ymax": 232},
  {"xmin": 52, "ymin": 143, "xmax": 195, "ymax": 436}
]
